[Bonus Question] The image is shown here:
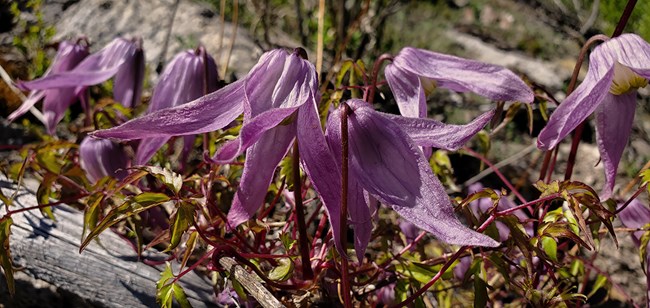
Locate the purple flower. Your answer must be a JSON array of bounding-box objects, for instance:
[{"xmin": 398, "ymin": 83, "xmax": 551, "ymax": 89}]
[
  {"xmin": 385, "ymin": 47, "xmax": 534, "ymax": 119},
  {"xmin": 326, "ymin": 99, "xmax": 499, "ymax": 261},
  {"xmin": 538, "ymin": 34, "xmax": 650, "ymax": 199},
  {"xmin": 92, "ymin": 49, "xmax": 344, "ymax": 253},
  {"xmin": 19, "ymin": 37, "xmax": 145, "ymax": 108},
  {"xmin": 467, "ymin": 183, "xmax": 531, "ymax": 241},
  {"xmin": 135, "ymin": 46, "xmax": 219, "ymax": 165},
  {"xmin": 618, "ymin": 199, "xmax": 650, "ymax": 302},
  {"xmin": 79, "ymin": 137, "xmax": 130, "ymax": 183},
  {"xmin": 8, "ymin": 40, "xmax": 89, "ymax": 134}
]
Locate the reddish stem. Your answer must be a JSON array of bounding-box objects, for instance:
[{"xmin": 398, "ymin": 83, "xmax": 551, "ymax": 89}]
[{"xmin": 339, "ymin": 102, "xmax": 353, "ymax": 307}]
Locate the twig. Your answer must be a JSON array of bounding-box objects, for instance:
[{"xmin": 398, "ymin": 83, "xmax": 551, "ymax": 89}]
[
  {"xmin": 316, "ymin": 0, "xmax": 325, "ymax": 76},
  {"xmin": 0, "ymin": 64, "xmax": 45, "ymax": 123},
  {"xmin": 218, "ymin": 257, "xmax": 286, "ymax": 308},
  {"xmin": 221, "ymin": 0, "xmax": 239, "ymax": 77},
  {"xmin": 463, "ymin": 143, "xmax": 537, "ymax": 187}
]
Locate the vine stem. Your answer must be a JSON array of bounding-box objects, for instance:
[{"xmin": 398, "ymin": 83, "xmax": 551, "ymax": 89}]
[
  {"xmin": 292, "ymin": 143, "xmax": 314, "ymax": 280},
  {"xmin": 365, "ymin": 54, "xmax": 393, "ymax": 104},
  {"xmin": 339, "ymin": 102, "xmax": 353, "ymax": 307},
  {"xmin": 393, "ymin": 193, "xmax": 559, "ymax": 308},
  {"xmin": 463, "ymin": 147, "xmax": 526, "ymax": 204}
]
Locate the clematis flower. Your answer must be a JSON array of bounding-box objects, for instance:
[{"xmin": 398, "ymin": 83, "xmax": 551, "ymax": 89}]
[
  {"xmin": 135, "ymin": 46, "xmax": 219, "ymax": 165},
  {"xmin": 467, "ymin": 182, "xmax": 532, "ymax": 241},
  {"xmin": 537, "ymin": 34, "xmax": 650, "ymax": 199},
  {"xmin": 18, "ymin": 37, "xmax": 145, "ymax": 108},
  {"xmin": 325, "ymin": 99, "xmax": 499, "ymax": 261},
  {"xmin": 385, "ymin": 47, "xmax": 534, "ymax": 119},
  {"xmin": 92, "ymin": 49, "xmax": 345, "ymax": 253},
  {"xmin": 618, "ymin": 199, "xmax": 650, "ymax": 302},
  {"xmin": 79, "ymin": 136, "xmax": 130, "ymax": 183},
  {"xmin": 8, "ymin": 40, "xmax": 89, "ymax": 134}
]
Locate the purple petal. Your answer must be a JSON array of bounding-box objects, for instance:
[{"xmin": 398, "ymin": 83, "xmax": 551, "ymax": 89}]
[
  {"xmin": 227, "ymin": 124, "xmax": 296, "ymax": 226},
  {"xmin": 618, "ymin": 199, "xmax": 650, "ymax": 245},
  {"xmin": 79, "ymin": 137, "xmax": 130, "ymax": 183},
  {"xmin": 344, "ymin": 99, "xmax": 498, "ymax": 247},
  {"xmin": 20, "ymin": 38, "xmax": 138, "ymax": 92},
  {"xmin": 537, "ymin": 46, "xmax": 616, "ymax": 150},
  {"xmin": 595, "ymin": 92, "xmax": 636, "ymax": 200},
  {"xmin": 211, "ymin": 50, "xmax": 318, "ymax": 163},
  {"xmin": 135, "ymin": 137, "xmax": 170, "ymax": 166},
  {"xmin": 393, "ymin": 47, "xmax": 534, "ymax": 103},
  {"xmin": 383, "ymin": 109, "xmax": 495, "ymax": 151},
  {"xmin": 399, "ymin": 219, "xmax": 420, "ymax": 244},
  {"xmin": 113, "ymin": 41, "xmax": 144, "ymax": 107},
  {"xmin": 602, "ymin": 34, "xmax": 650, "ymax": 79},
  {"xmin": 348, "ymin": 176, "xmax": 372, "ymax": 262},
  {"xmin": 384, "ymin": 64, "xmax": 427, "ymax": 118},
  {"xmin": 92, "ymin": 79, "xmax": 245, "ymax": 140},
  {"xmin": 8, "ymin": 90, "xmax": 46, "ymax": 123}
]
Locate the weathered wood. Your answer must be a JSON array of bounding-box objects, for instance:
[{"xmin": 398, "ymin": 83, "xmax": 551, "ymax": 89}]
[
  {"xmin": 217, "ymin": 257, "xmax": 286, "ymax": 308},
  {"xmin": 0, "ymin": 177, "xmax": 216, "ymax": 307}
]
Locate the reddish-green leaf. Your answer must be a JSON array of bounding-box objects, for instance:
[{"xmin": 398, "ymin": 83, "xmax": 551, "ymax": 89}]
[
  {"xmin": 0, "ymin": 217, "xmax": 14, "ymax": 295},
  {"xmin": 36, "ymin": 173, "xmax": 56, "ymax": 220},
  {"xmin": 166, "ymin": 201, "xmax": 194, "ymax": 251},
  {"xmin": 156, "ymin": 263, "xmax": 192, "ymax": 308}
]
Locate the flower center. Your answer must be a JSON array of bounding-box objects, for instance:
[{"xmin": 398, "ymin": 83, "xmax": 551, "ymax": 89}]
[
  {"xmin": 610, "ymin": 62, "xmax": 648, "ymax": 95},
  {"xmin": 420, "ymin": 77, "xmax": 437, "ymax": 96}
]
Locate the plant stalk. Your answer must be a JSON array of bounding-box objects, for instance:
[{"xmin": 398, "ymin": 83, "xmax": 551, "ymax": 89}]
[
  {"xmin": 339, "ymin": 102, "xmax": 353, "ymax": 307},
  {"xmin": 292, "ymin": 142, "xmax": 314, "ymax": 280}
]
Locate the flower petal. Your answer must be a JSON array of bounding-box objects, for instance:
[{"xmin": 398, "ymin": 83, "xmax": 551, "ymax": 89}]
[
  {"xmin": 595, "ymin": 92, "xmax": 636, "ymax": 200},
  {"xmin": 345, "ymin": 99, "xmax": 498, "ymax": 247},
  {"xmin": 227, "ymin": 124, "xmax": 296, "ymax": 226},
  {"xmin": 394, "ymin": 47, "xmax": 534, "ymax": 103},
  {"xmin": 42, "ymin": 87, "xmax": 81, "ymax": 134},
  {"xmin": 7, "ymin": 90, "xmax": 46, "ymax": 123},
  {"xmin": 537, "ymin": 62, "xmax": 615, "ymax": 150},
  {"xmin": 92, "ymin": 79, "xmax": 245, "ymax": 140},
  {"xmin": 135, "ymin": 137, "xmax": 170, "ymax": 166},
  {"xmin": 384, "ymin": 64, "xmax": 427, "ymax": 118},
  {"xmin": 79, "ymin": 137, "xmax": 130, "ymax": 183},
  {"xmin": 383, "ymin": 109, "xmax": 495, "ymax": 151},
  {"xmin": 603, "ymin": 34, "xmax": 650, "ymax": 79},
  {"xmin": 113, "ymin": 44, "xmax": 144, "ymax": 107},
  {"xmin": 618, "ymin": 198, "xmax": 650, "ymax": 244}
]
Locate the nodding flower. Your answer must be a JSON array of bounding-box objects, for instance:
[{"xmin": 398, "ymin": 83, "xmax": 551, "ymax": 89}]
[
  {"xmin": 79, "ymin": 137, "xmax": 130, "ymax": 183},
  {"xmin": 18, "ymin": 37, "xmax": 145, "ymax": 110},
  {"xmin": 325, "ymin": 99, "xmax": 499, "ymax": 261},
  {"xmin": 135, "ymin": 46, "xmax": 219, "ymax": 165},
  {"xmin": 8, "ymin": 40, "xmax": 89, "ymax": 134},
  {"xmin": 537, "ymin": 34, "xmax": 650, "ymax": 199}
]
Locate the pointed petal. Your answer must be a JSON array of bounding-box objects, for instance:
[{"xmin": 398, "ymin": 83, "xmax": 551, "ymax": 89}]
[
  {"xmin": 595, "ymin": 92, "xmax": 635, "ymax": 200},
  {"xmin": 304, "ymin": 101, "xmax": 346, "ymax": 256},
  {"xmin": 227, "ymin": 124, "xmax": 295, "ymax": 226},
  {"xmin": 602, "ymin": 34, "xmax": 650, "ymax": 79},
  {"xmin": 348, "ymin": 176, "xmax": 372, "ymax": 262},
  {"xmin": 345, "ymin": 99, "xmax": 498, "ymax": 247},
  {"xmin": 92, "ymin": 79, "xmax": 245, "ymax": 140},
  {"xmin": 7, "ymin": 90, "xmax": 46, "ymax": 122},
  {"xmin": 383, "ymin": 109, "xmax": 494, "ymax": 151},
  {"xmin": 537, "ymin": 63, "xmax": 615, "ymax": 150},
  {"xmin": 212, "ymin": 51, "xmax": 318, "ymax": 163},
  {"xmin": 20, "ymin": 38, "xmax": 136, "ymax": 93},
  {"xmin": 135, "ymin": 137, "xmax": 170, "ymax": 165},
  {"xmin": 384, "ymin": 64, "xmax": 427, "ymax": 118},
  {"xmin": 394, "ymin": 47, "xmax": 534, "ymax": 103}
]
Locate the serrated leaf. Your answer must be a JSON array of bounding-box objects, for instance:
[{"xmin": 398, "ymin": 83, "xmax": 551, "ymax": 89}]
[
  {"xmin": 280, "ymin": 232, "xmax": 297, "ymax": 252},
  {"xmin": 156, "ymin": 263, "xmax": 192, "ymax": 308},
  {"xmin": 83, "ymin": 192, "xmax": 104, "ymax": 238},
  {"xmin": 542, "ymin": 222, "xmax": 590, "ymax": 249},
  {"xmin": 139, "ymin": 166, "xmax": 182, "ymax": 194},
  {"xmin": 565, "ymin": 194, "xmax": 594, "ymax": 249},
  {"xmin": 80, "ymin": 192, "xmax": 170, "ymax": 252},
  {"xmin": 279, "ymin": 156, "xmax": 296, "ymax": 191},
  {"xmin": 640, "ymin": 230, "xmax": 650, "ymax": 275},
  {"xmin": 166, "ymin": 201, "xmax": 195, "ymax": 251},
  {"xmin": 541, "ymin": 236, "xmax": 558, "ymax": 262},
  {"xmin": 268, "ymin": 258, "xmax": 294, "ymax": 282},
  {"xmin": 180, "ymin": 232, "xmax": 198, "ymax": 270},
  {"xmin": 0, "ymin": 217, "xmax": 14, "ymax": 295},
  {"xmin": 335, "ymin": 60, "xmax": 354, "ymax": 88}
]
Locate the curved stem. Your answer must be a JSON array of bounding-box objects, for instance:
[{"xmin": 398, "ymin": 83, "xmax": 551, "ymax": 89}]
[
  {"xmin": 366, "ymin": 54, "xmax": 393, "ymax": 104},
  {"xmin": 292, "ymin": 143, "xmax": 314, "ymax": 280}
]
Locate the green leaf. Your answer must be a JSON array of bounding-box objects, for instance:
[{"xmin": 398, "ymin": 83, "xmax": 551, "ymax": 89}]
[
  {"xmin": 280, "ymin": 232, "xmax": 297, "ymax": 252},
  {"xmin": 587, "ymin": 274, "xmax": 608, "ymax": 298},
  {"xmin": 539, "ymin": 100, "xmax": 549, "ymax": 121},
  {"xmin": 0, "ymin": 217, "xmax": 14, "ymax": 295},
  {"xmin": 640, "ymin": 228, "xmax": 650, "ymax": 274},
  {"xmin": 524, "ymin": 103, "xmax": 534, "ymax": 135},
  {"xmin": 156, "ymin": 263, "xmax": 192, "ymax": 308},
  {"xmin": 0, "ymin": 187, "xmax": 12, "ymax": 207},
  {"xmin": 474, "ymin": 275, "xmax": 488, "ymax": 308},
  {"xmin": 268, "ymin": 258, "xmax": 294, "ymax": 282},
  {"xmin": 540, "ymin": 236, "xmax": 558, "ymax": 262},
  {"xmin": 83, "ymin": 192, "xmax": 104, "ymax": 238},
  {"xmin": 139, "ymin": 166, "xmax": 183, "ymax": 194},
  {"xmin": 80, "ymin": 192, "xmax": 170, "ymax": 252},
  {"xmin": 335, "ymin": 60, "xmax": 354, "ymax": 88},
  {"xmin": 541, "ymin": 222, "xmax": 590, "ymax": 250},
  {"xmin": 36, "ymin": 150, "xmax": 62, "ymax": 174},
  {"xmin": 395, "ymin": 261, "xmax": 438, "ymax": 284},
  {"xmin": 36, "ymin": 173, "xmax": 56, "ymax": 220},
  {"xmin": 279, "ymin": 156, "xmax": 296, "ymax": 191},
  {"xmin": 166, "ymin": 201, "xmax": 195, "ymax": 251}
]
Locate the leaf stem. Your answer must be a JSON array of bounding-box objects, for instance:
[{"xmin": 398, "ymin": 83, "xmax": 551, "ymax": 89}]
[
  {"xmin": 339, "ymin": 102, "xmax": 353, "ymax": 307},
  {"xmin": 292, "ymin": 143, "xmax": 314, "ymax": 280}
]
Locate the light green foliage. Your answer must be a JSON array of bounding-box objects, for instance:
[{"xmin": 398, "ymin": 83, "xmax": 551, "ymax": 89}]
[
  {"xmin": 157, "ymin": 263, "xmax": 192, "ymax": 308},
  {"xmin": 10, "ymin": 0, "xmax": 56, "ymax": 78}
]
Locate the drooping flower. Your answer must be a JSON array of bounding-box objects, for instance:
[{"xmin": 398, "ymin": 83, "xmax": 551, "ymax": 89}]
[
  {"xmin": 618, "ymin": 198, "xmax": 650, "ymax": 302},
  {"xmin": 8, "ymin": 40, "xmax": 89, "ymax": 134},
  {"xmin": 18, "ymin": 37, "xmax": 145, "ymax": 108},
  {"xmin": 79, "ymin": 136, "xmax": 130, "ymax": 183},
  {"xmin": 326, "ymin": 99, "xmax": 499, "ymax": 261},
  {"xmin": 92, "ymin": 49, "xmax": 345, "ymax": 254},
  {"xmin": 135, "ymin": 46, "xmax": 219, "ymax": 165},
  {"xmin": 385, "ymin": 47, "xmax": 534, "ymax": 119},
  {"xmin": 537, "ymin": 34, "xmax": 650, "ymax": 199}
]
